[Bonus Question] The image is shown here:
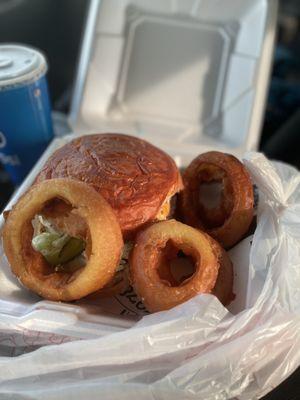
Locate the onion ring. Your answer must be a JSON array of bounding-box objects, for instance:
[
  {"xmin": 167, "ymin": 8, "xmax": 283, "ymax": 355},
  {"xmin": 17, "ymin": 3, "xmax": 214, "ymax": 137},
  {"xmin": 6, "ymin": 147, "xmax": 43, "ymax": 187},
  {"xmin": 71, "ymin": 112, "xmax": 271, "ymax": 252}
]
[
  {"xmin": 180, "ymin": 151, "xmax": 254, "ymax": 248},
  {"xmin": 156, "ymin": 234, "xmax": 234, "ymax": 306},
  {"xmin": 130, "ymin": 219, "xmax": 221, "ymax": 312},
  {"xmin": 2, "ymin": 178, "xmax": 123, "ymax": 301},
  {"xmin": 208, "ymin": 236, "xmax": 234, "ymax": 305}
]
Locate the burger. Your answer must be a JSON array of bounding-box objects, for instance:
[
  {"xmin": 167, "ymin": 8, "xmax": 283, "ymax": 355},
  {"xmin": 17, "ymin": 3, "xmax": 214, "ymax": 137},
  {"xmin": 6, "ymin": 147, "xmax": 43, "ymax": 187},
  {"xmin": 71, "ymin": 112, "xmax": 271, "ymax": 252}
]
[{"xmin": 30, "ymin": 133, "xmax": 183, "ymax": 293}]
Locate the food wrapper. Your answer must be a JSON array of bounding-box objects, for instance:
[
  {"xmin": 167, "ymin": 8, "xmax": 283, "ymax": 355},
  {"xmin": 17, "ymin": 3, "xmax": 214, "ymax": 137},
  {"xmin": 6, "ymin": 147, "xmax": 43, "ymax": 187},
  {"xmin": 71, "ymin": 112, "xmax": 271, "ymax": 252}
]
[{"xmin": 0, "ymin": 148, "xmax": 299, "ymax": 399}]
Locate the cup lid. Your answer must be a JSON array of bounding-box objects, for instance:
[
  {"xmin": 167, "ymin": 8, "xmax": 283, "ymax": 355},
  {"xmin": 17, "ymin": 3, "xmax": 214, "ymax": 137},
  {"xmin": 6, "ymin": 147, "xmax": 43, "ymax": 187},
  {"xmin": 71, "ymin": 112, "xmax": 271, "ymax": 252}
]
[{"xmin": 0, "ymin": 44, "xmax": 47, "ymax": 88}]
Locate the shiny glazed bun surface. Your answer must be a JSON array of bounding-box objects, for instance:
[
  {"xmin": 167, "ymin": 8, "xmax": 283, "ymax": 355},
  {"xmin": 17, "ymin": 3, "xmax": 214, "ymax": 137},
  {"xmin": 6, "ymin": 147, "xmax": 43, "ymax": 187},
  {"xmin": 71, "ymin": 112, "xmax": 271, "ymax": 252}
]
[{"xmin": 35, "ymin": 134, "xmax": 182, "ymax": 239}]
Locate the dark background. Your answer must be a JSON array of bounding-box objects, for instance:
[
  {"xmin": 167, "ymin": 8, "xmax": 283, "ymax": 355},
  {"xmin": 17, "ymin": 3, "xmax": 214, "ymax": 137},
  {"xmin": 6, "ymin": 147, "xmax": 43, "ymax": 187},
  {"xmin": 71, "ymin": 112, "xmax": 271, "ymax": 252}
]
[{"xmin": 0, "ymin": 1, "xmax": 299, "ymax": 398}]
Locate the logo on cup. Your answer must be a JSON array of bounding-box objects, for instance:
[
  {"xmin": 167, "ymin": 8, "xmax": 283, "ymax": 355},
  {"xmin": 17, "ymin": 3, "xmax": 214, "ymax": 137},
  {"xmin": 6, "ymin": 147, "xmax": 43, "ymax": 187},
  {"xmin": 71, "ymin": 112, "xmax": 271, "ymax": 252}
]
[
  {"xmin": 0, "ymin": 152, "xmax": 21, "ymax": 166},
  {"xmin": 0, "ymin": 131, "xmax": 7, "ymax": 149}
]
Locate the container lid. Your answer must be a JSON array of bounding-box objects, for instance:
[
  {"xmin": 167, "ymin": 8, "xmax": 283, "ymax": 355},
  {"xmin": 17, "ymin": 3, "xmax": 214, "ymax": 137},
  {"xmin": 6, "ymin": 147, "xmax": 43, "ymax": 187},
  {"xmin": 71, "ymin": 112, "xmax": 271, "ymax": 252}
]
[
  {"xmin": 0, "ymin": 44, "xmax": 47, "ymax": 89},
  {"xmin": 70, "ymin": 0, "xmax": 277, "ymax": 162}
]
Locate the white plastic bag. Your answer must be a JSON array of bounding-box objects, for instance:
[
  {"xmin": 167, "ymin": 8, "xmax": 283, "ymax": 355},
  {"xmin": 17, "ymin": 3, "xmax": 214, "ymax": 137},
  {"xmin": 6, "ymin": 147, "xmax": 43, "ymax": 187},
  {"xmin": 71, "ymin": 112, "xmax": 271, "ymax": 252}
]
[{"xmin": 0, "ymin": 152, "xmax": 299, "ymax": 400}]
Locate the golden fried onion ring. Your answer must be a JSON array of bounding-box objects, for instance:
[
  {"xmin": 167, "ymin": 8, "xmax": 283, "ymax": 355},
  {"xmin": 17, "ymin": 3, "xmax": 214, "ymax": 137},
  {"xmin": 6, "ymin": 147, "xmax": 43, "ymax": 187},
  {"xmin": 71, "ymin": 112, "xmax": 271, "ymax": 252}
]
[
  {"xmin": 207, "ymin": 235, "xmax": 234, "ymax": 305},
  {"xmin": 156, "ymin": 234, "xmax": 234, "ymax": 306},
  {"xmin": 180, "ymin": 151, "xmax": 254, "ymax": 248},
  {"xmin": 2, "ymin": 178, "xmax": 123, "ymax": 301},
  {"xmin": 130, "ymin": 220, "xmax": 224, "ymax": 312}
]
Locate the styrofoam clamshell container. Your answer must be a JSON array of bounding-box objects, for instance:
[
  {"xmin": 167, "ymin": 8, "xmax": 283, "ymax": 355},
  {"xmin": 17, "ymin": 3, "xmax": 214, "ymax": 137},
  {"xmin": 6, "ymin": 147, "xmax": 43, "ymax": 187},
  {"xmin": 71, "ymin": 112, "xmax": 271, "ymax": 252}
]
[
  {"xmin": 0, "ymin": 0, "xmax": 277, "ymax": 342},
  {"xmin": 70, "ymin": 0, "xmax": 277, "ymax": 165}
]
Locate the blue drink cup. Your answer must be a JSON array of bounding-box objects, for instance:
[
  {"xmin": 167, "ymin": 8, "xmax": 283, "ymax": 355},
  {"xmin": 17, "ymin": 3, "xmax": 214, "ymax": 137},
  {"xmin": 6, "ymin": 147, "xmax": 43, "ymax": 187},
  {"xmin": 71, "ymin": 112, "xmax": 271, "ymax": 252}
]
[{"xmin": 0, "ymin": 44, "xmax": 54, "ymax": 185}]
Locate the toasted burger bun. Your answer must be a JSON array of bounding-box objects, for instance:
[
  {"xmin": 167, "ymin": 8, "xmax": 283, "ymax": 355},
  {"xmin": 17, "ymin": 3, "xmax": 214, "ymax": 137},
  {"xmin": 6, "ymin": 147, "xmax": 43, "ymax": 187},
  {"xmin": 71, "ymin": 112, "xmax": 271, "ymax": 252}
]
[{"xmin": 35, "ymin": 133, "xmax": 182, "ymax": 239}]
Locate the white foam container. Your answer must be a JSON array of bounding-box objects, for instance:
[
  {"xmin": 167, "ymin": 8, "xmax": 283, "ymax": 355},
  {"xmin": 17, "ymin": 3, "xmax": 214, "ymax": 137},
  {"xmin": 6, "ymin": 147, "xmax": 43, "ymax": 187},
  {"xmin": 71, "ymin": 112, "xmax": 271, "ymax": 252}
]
[
  {"xmin": 0, "ymin": 0, "xmax": 277, "ymax": 342},
  {"xmin": 70, "ymin": 0, "xmax": 277, "ymax": 164}
]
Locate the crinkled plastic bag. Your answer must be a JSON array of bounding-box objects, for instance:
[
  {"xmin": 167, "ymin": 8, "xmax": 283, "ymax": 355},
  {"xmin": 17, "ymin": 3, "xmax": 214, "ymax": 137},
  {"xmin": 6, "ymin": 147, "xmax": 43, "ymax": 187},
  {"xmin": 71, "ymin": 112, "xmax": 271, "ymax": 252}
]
[{"xmin": 0, "ymin": 152, "xmax": 299, "ymax": 400}]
